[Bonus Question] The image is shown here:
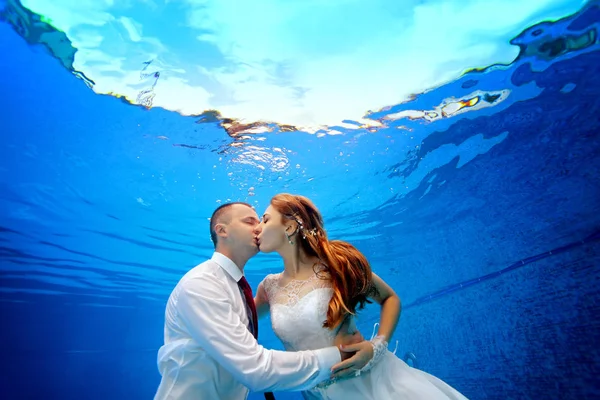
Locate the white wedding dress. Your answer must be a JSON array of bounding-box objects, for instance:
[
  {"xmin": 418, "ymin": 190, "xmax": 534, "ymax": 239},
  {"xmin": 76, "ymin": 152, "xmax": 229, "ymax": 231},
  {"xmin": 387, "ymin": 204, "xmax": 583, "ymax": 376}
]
[{"xmin": 261, "ymin": 272, "xmax": 469, "ymax": 400}]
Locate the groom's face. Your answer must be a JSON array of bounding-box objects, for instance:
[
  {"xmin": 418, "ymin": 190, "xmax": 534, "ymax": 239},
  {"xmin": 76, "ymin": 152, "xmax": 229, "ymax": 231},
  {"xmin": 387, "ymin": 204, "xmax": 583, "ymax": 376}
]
[{"xmin": 225, "ymin": 204, "xmax": 261, "ymax": 255}]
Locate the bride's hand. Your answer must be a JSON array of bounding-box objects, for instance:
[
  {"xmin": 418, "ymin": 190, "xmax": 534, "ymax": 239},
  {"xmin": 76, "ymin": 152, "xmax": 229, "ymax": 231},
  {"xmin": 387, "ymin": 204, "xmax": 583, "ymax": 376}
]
[{"xmin": 330, "ymin": 340, "xmax": 374, "ymax": 379}]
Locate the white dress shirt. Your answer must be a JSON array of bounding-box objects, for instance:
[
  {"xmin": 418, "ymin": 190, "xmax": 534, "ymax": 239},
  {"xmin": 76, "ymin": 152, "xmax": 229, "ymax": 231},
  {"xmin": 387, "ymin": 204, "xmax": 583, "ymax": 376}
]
[{"xmin": 154, "ymin": 252, "xmax": 341, "ymax": 400}]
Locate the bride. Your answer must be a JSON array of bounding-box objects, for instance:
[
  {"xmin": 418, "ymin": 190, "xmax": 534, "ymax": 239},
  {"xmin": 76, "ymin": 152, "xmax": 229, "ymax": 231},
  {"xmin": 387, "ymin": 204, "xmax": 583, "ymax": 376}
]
[{"xmin": 254, "ymin": 193, "xmax": 469, "ymax": 400}]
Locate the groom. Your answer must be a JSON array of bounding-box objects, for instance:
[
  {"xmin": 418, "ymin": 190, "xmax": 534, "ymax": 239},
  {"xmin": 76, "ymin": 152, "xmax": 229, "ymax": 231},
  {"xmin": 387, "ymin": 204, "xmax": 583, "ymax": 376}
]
[{"xmin": 154, "ymin": 202, "xmax": 364, "ymax": 400}]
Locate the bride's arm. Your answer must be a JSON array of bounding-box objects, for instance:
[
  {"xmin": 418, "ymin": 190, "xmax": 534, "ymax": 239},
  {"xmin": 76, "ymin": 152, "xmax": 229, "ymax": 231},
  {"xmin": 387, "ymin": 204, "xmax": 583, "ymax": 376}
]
[
  {"xmin": 330, "ymin": 273, "xmax": 401, "ymax": 376},
  {"xmin": 368, "ymin": 272, "xmax": 402, "ymax": 343},
  {"xmin": 333, "ymin": 272, "xmax": 401, "ymax": 345},
  {"xmin": 254, "ymin": 280, "xmax": 270, "ymax": 319}
]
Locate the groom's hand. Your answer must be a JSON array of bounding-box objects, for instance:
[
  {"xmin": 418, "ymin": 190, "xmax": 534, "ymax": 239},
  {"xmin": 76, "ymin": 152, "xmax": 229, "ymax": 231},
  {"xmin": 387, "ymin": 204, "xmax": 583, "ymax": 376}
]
[
  {"xmin": 330, "ymin": 340, "xmax": 374, "ymax": 379},
  {"xmin": 333, "ymin": 329, "xmax": 363, "ymax": 352}
]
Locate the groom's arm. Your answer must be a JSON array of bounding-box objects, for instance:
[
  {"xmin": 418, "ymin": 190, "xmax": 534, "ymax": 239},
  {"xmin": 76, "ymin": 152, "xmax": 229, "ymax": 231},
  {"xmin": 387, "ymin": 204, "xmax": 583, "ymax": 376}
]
[{"xmin": 178, "ymin": 274, "xmax": 341, "ymax": 393}]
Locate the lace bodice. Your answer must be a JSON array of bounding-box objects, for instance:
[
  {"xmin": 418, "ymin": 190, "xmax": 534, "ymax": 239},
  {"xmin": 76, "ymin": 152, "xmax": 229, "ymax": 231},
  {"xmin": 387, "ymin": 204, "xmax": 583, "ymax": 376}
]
[{"xmin": 261, "ymin": 271, "xmax": 338, "ymax": 351}]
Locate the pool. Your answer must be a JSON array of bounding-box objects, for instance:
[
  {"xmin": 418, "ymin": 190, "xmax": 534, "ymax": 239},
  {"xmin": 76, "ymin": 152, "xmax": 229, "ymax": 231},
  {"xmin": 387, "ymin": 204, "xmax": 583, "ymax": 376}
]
[{"xmin": 1, "ymin": 0, "xmax": 599, "ymax": 399}]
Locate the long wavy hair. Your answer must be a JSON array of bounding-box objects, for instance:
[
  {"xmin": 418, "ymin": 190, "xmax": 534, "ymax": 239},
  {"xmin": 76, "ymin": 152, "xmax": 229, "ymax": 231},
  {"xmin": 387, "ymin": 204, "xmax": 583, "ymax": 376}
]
[{"xmin": 270, "ymin": 193, "xmax": 377, "ymax": 329}]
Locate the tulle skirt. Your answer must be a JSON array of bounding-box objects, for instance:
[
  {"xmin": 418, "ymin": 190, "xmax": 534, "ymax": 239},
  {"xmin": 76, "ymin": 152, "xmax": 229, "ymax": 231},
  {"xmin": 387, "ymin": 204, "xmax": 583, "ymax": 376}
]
[{"xmin": 302, "ymin": 350, "xmax": 469, "ymax": 400}]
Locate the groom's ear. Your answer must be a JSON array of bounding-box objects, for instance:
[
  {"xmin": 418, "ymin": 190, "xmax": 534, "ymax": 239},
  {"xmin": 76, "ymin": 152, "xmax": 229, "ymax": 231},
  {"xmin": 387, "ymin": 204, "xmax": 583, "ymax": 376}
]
[{"xmin": 215, "ymin": 223, "xmax": 228, "ymax": 239}]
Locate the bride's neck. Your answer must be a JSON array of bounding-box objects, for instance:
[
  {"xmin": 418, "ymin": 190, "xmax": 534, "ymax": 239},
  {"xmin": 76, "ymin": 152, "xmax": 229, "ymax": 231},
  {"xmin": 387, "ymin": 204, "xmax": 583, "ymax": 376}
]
[{"xmin": 280, "ymin": 246, "xmax": 318, "ymax": 279}]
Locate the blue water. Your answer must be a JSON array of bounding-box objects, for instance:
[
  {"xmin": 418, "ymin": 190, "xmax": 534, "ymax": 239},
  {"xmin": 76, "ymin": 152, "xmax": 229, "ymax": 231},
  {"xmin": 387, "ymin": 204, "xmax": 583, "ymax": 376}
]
[{"xmin": 1, "ymin": 1, "xmax": 599, "ymax": 399}]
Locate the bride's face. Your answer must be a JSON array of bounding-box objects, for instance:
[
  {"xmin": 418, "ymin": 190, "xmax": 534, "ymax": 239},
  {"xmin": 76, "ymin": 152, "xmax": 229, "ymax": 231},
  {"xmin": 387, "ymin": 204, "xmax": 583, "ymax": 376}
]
[{"xmin": 256, "ymin": 204, "xmax": 290, "ymax": 253}]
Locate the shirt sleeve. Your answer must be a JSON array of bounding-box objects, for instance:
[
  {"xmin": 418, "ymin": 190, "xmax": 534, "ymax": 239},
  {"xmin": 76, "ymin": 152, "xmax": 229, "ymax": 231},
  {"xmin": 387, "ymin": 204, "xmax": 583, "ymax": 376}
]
[{"xmin": 177, "ymin": 274, "xmax": 341, "ymax": 393}]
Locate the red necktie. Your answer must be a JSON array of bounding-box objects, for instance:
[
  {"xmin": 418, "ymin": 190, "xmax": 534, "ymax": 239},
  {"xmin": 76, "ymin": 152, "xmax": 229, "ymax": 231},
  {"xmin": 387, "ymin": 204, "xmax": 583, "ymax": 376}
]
[
  {"xmin": 238, "ymin": 277, "xmax": 275, "ymax": 400},
  {"xmin": 238, "ymin": 276, "xmax": 259, "ymax": 338}
]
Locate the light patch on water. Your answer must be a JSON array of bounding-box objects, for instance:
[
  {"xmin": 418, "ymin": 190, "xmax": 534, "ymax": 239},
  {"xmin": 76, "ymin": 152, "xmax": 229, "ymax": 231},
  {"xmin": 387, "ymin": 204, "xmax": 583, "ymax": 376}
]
[
  {"xmin": 339, "ymin": 234, "xmax": 383, "ymax": 242},
  {"xmin": 382, "ymin": 221, "xmax": 404, "ymax": 228},
  {"xmin": 0, "ymin": 298, "xmax": 33, "ymax": 304},
  {"xmin": 9, "ymin": 205, "xmax": 38, "ymax": 221},
  {"xmin": 234, "ymin": 145, "xmax": 290, "ymax": 172},
  {"xmin": 2, "ymin": 274, "xmax": 93, "ymax": 289},
  {"xmin": 0, "ymin": 263, "xmax": 109, "ymax": 281},
  {"xmin": 19, "ymin": 0, "xmax": 582, "ymax": 129},
  {"xmin": 136, "ymin": 295, "xmax": 165, "ymax": 302},
  {"xmin": 384, "ymin": 90, "xmax": 511, "ymax": 123},
  {"xmin": 560, "ymin": 83, "xmax": 577, "ymax": 93},
  {"xmin": 400, "ymin": 131, "xmax": 510, "ymax": 198},
  {"xmin": 76, "ymin": 302, "xmax": 136, "ymax": 309},
  {"xmin": 0, "ymin": 287, "xmax": 69, "ymax": 295}
]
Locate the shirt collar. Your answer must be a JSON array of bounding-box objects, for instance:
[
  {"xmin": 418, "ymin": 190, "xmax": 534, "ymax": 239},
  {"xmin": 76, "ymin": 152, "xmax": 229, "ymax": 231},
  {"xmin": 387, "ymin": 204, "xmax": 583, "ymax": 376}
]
[{"xmin": 211, "ymin": 251, "xmax": 243, "ymax": 282}]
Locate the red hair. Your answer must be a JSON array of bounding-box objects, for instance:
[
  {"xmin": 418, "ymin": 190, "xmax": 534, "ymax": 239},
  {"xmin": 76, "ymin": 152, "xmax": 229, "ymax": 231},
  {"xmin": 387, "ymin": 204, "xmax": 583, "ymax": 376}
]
[{"xmin": 270, "ymin": 193, "xmax": 376, "ymax": 329}]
